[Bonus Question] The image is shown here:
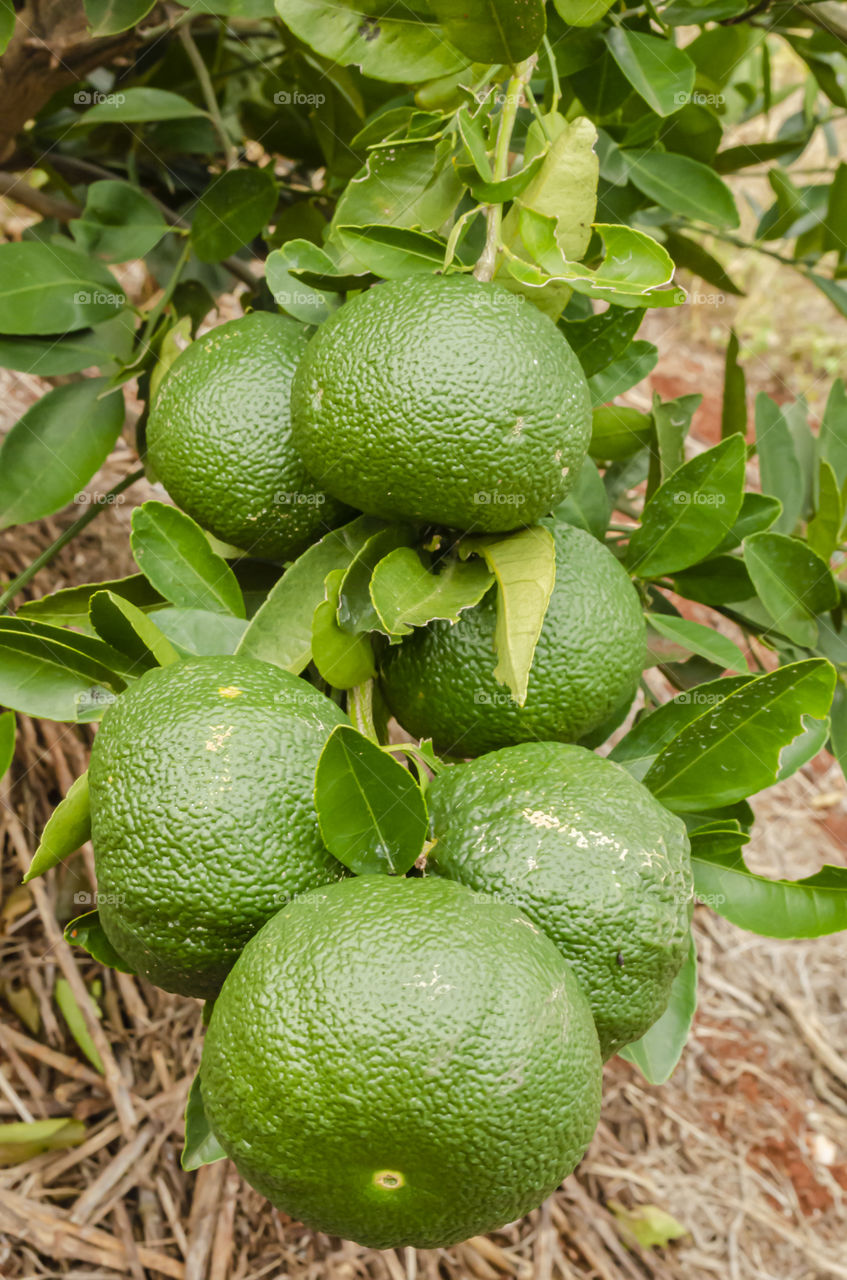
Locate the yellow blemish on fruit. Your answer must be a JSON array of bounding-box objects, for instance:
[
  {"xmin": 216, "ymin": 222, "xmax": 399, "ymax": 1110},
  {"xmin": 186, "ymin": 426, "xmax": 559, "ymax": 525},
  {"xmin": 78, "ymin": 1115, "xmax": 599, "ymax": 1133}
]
[
  {"xmin": 373, "ymin": 1170, "xmax": 405, "ymax": 1190},
  {"xmin": 206, "ymin": 725, "xmax": 233, "ymax": 752},
  {"xmin": 218, "ymin": 686, "xmax": 242, "ymax": 698}
]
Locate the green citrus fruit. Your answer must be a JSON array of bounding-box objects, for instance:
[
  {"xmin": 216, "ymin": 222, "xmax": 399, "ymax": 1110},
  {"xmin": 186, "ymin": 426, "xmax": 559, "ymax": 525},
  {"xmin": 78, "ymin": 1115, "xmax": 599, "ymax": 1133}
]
[
  {"xmin": 290, "ymin": 276, "xmax": 591, "ymax": 533},
  {"xmin": 200, "ymin": 874, "xmax": 601, "ymax": 1248},
  {"xmin": 88, "ymin": 656, "xmax": 347, "ymax": 999},
  {"xmin": 147, "ymin": 312, "xmax": 350, "ymax": 560},
  {"xmin": 427, "ymin": 743, "xmax": 694, "ymax": 1058},
  {"xmin": 379, "ymin": 522, "xmax": 646, "ymax": 757}
]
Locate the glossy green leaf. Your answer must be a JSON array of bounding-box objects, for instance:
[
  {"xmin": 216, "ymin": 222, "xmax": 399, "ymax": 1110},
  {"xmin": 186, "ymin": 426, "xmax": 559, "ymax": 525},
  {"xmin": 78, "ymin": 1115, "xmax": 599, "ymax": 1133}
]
[
  {"xmin": 130, "ymin": 502, "xmax": 246, "ymax": 618},
  {"xmin": 610, "ymin": 676, "xmax": 753, "ymax": 781},
  {"xmin": 552, "ymin": 458, "xmax": 609, "ymax": 540},
  {"xmin": 334, "ymin": 225, "xmax": 446, "ymax": 277},
  {"xmin": 149, "ymin": 315, "xmax": 192, "ymax": 404},
  {"xmin": 64, "ymin": 910, "xmax": 135, "ymax": 974},
  {"xmin": 78, "ymin": 87, "xmax": 207, "ymax": 125},
  {"xmin": 265, "ymin": 250, "xmax": 340, "ymax": 324},
  {"xmin": 554, "ymin": 0, "xmax": 616, "ymax": 25},
  {"xmin": 89, "ymin": 591, "xmax": 180, "ymax": 669},
  {"xmin": 0, "ymin": 632, "xmax": 119, "ymax": 722},
  {"xmin": 17, "ymin": 574, "xmax": 163, "ymax": 629},
  {"xmin": 151, "ymin": 608, "xmax": 247, "ymax": 657},
  {"xmin": 429, "ymin": 0, "xmax": 544, "ymax": 64},
  {"xmin": 462, "ymin": 525, "xmax": 556, "ymax": 706},
  {"xmin": 646, "ymin": 614, "xmax": 748, "ymax": 676},
  {"xmin": 465, "ymin": 151, "xmax": 547, "ymax": 204},
  {"xmin": 332, "ymin": 139, "xmax": 464, "ymax": 235},
  {"xmin": 0, "ymin": 313, "xmax": 136, "ymax": 377},
  {"xmin": 23, "ymin": 773, "xmax": 91, "ymax": 883},
  {"xmin": 370, "ymin": 549, "xmax": 494, "ymax": 637},
  {"xmin": 605, "ymin": 29, "xmax": 695, "ymax": 118},
  {"xmin": 70, "ymin": 180, "xmax": 168, "ymax": 262},
  {"xmin": 314, "ymin": 724, "xmax": 427, "ymax": 875},
  {"xmin": 643, "ymin": 659, "xmax": 837, "ymax": 811},
  {"xmin": 807, "ymin": 460, "xmax": 842, "ymax": 563},
  {"xmin": 653, "ymin": 394, "xmax": 700, "ymax": 482},
  {"xmin": 627, "ymin": 435, "xmax": 746, "ymax": 579},
  {"xmin": 721, "ymin": 330, "xmax": 746, "ymax": 439},
  {"xmin": 0, "ymin": 380, "xmax": 125, "ymax": 531},
  {"xmin": 691, "ymin": 832, "xmax": 847, "ymax": 938},
  {"xmin": 312, "ymin": 570, "xmax": 375, "ymax": 689},
  {"xmin": 619, "ymin": 939, "xmax": 696, "ymax": 1083},
  {"xmin": 83, "ymin": 0, "xmax": 156, "ymax": 31},
  {"xmin": 663, "ymin": 231, "xmax": 744, "ymax": 298},
  {"xmin": 755, "ymin": 393, "xmax": 802, "ymax": 534},
  {"xmin": 0, "ymin": 242, "xmax": 126, "ymax": 335},
  {"xmin": 192, "ymin": 167, "xmax": 278, "ymax": 263},
  {"xmin": 0, "ymin": 711, "xmax": 14, "ymax": 782},
  {"xmin": 559, "ymin": 306, "xmax": 642, "ymax": 379},
  {"xmin": 743, "ymin": 532, "xmax": 838, "ymax": 647},
  {"xmin": 276, "ymin": 0, "xmax": 469, "ymax": 83},
  {"xmin": 337, "ymin": 526, "xmax": 419, "ymax": 635},
  {"xmin": 182, "ymin": 1074, "xmax": 227, "ymax": 1171},
  {"xmin": 237, "ymin": 516, "xmax": 386, "ymax": 672},
  {"xmin": 713, "ymin": 492, "xmax": 782, "ymax": 554},
  {"xmin": 588, "ymin": 340, "xmax": 658, "ymax": 406},
  {"xmin": 818, "ymin": 379, "xmax": 847, "ymax": 491},
  {"xmin": 589, "ymin": 405, "xmax": 653, "ymax": 465},
  {"xmin": 624, "ymin": 150, "xmax": 740, "ymax": 229}
]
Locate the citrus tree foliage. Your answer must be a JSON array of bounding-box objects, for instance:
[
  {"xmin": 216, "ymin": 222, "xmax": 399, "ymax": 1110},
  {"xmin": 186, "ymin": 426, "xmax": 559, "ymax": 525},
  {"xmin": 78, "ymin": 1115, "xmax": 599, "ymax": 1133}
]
[{"xmin": 3, "ymin": 0, "xmax": 847, "ymax": 1084}]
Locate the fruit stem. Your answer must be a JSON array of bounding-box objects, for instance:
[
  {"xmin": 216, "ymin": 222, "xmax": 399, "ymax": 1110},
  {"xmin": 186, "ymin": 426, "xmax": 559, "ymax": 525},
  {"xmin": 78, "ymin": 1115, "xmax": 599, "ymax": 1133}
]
[
  {"xmin": 0, "ymin": 468, "xmax": 146, "ymax": 615},
  {"xmin": 473, "ymin": 55, "xmax": 538, "ymax": 284},
  {"xmin": 348, "ymin": 680, "xmax": 379, "ymax": 744}
]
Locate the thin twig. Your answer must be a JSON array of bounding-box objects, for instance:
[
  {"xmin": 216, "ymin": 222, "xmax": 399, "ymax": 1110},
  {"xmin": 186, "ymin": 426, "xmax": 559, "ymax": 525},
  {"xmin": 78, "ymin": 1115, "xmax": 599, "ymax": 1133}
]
[
  {"xmin": 0, "ymin": 467, "xmax": 146, "ymax": 615},
  {"xmin": 178, "ymin": 23, "xmax": 237, "ymax": 170}
]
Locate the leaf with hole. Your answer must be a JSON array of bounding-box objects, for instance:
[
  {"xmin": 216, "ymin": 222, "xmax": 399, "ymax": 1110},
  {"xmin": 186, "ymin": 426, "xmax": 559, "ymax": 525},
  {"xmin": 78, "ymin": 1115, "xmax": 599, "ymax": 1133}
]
[{"xmin": 277, "ymin": 0, "xmax": 469, "ymax": 84}]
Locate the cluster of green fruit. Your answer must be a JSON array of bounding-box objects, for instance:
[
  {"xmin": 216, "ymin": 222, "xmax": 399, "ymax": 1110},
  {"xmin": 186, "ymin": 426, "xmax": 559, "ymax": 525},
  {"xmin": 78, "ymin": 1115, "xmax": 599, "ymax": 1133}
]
[{"xmin": 83, "ymin": 275, "xmax": 693, "ymax": 1249}]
